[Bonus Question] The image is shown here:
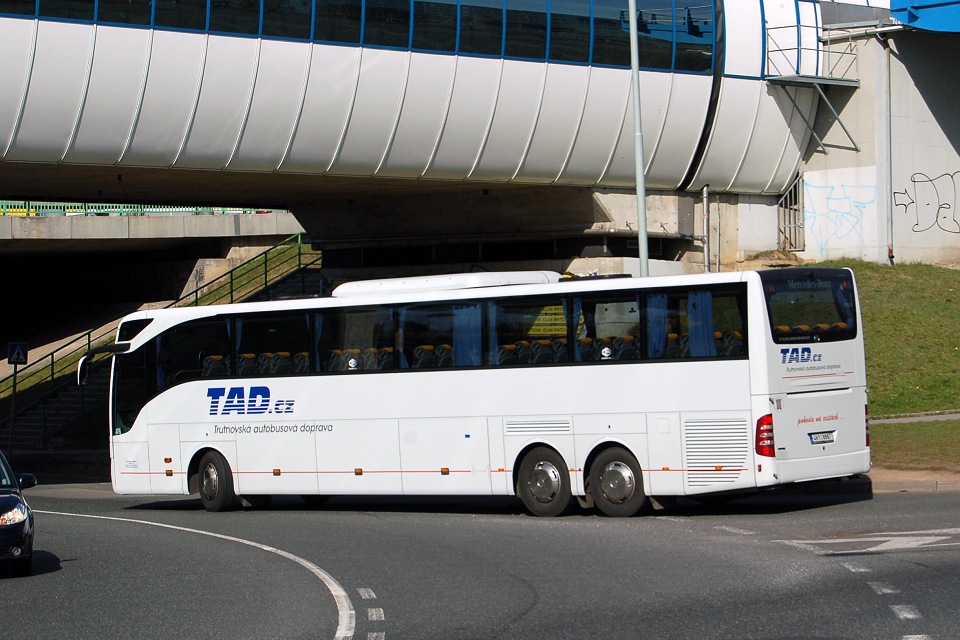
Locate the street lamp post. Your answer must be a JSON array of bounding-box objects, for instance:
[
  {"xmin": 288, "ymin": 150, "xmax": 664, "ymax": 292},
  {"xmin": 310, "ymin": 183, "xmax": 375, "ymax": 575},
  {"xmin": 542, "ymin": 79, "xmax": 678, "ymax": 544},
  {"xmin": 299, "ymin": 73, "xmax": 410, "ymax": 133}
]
[{"xmin": 627, "ymin": 0, "xmax": 649, "ymax": 276}]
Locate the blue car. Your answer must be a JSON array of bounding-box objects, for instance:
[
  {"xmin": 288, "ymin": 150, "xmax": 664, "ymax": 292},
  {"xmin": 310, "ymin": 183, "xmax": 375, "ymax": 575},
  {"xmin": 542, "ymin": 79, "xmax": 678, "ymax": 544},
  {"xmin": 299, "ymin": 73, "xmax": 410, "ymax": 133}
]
[{"xmin": 0, "ymin": 450, "xmax": 36, "ymax": 577}]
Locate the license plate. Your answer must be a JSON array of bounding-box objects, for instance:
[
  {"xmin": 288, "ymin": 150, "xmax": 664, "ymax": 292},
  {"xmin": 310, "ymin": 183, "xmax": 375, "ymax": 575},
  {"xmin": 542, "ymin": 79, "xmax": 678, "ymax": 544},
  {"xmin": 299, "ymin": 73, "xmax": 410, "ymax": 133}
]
[{"xmin": 809, "ymin": 431, "xmax": 835, "ymax": 445}]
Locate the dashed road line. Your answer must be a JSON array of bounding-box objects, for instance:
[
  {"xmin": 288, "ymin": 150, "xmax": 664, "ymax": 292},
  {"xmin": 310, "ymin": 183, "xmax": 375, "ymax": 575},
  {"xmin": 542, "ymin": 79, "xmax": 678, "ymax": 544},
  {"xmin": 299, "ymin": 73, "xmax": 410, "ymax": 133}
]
[
  {"xmin": 714, "ymin": 525, "xmax": 755, "ymax": 535},
  {"xmin": 358, "ymin": 587, "xmax": 385, "ymax": 639},
  {"xmin": 780, "ymin": 530, "xmax": 943, "ymax": 639},
  {"xmin": 891, "ymin": 605, "xmax": 922, "ymax": 620},
  {"xmin": 867, "ymin": 582, "xmax": 900, "ymax": 595}
]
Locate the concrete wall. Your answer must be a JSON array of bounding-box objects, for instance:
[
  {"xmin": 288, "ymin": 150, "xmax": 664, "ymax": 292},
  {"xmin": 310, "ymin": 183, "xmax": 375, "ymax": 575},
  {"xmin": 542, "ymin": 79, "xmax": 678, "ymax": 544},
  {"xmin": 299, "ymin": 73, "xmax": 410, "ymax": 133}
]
[
  {"xmin": 799, "ymin": 30, "xmax": 960, "ymax": 265},
  {"xmin": 736, "ymin": 195, "xmax": 781, "ymax": 256},
  {"xmin": 592, "ymin": 188, "xmax": 765, "ymax": 271}
]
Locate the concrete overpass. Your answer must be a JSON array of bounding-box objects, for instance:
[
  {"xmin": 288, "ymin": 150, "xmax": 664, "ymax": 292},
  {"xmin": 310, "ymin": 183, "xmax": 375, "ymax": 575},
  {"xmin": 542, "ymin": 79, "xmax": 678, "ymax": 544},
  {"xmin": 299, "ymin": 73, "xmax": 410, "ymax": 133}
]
[
  {"xmin": 2, "ymin": 0, "xmax": 959, "ymax": 275},
  {"xmin": 0, "ymin": 0, "xmax": 838, "ymax": 278}
]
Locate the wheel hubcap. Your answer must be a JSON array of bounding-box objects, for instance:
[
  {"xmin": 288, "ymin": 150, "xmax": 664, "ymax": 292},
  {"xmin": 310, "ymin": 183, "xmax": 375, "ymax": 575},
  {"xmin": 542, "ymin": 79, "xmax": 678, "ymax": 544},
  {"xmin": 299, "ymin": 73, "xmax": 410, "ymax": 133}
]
[
  {"xmin": 528, "ymin": 461, "xmax": 562, "ymax": 503},
  {"xmin": 201, "ymin": 463, "xmax": 219, "ymax": 500},
  {"xmin": 599, "ymin": 461, "xmax": 635, "ymax": 504}
]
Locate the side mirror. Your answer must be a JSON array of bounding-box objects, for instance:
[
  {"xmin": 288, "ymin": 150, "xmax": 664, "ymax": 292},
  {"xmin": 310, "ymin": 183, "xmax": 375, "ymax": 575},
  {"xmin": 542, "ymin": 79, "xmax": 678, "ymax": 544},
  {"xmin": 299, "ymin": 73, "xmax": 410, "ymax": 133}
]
[
  {"xmin": 18, "ymin": 473, "xmax": 37, "ymax": 491},
  {"xmin": 77, "ymin": 342, "xmax": 130, "ymax": 386}
]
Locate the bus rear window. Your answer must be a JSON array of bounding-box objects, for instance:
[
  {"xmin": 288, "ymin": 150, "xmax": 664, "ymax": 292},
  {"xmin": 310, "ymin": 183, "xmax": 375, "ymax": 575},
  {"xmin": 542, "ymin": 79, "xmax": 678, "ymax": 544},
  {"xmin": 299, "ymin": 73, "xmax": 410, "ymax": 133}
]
[{"xmin": 760, "ymin": 269, "xmax": 857, "ymax": 344}]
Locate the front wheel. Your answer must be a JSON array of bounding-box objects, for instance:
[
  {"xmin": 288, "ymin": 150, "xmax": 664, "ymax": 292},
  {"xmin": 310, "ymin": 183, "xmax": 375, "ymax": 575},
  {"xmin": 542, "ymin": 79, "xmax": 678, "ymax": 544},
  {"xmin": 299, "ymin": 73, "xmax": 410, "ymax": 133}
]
[
  {"xmin": 199, "ymin": 451, "xmax": 237, "ymax": 512},
  {"xmin": 516, "ymin": 447, "xmax": 573, "ymax": 517},
  {"xmin": 587, "ymin": 447, "xmax": 649, "ymax": 517}
]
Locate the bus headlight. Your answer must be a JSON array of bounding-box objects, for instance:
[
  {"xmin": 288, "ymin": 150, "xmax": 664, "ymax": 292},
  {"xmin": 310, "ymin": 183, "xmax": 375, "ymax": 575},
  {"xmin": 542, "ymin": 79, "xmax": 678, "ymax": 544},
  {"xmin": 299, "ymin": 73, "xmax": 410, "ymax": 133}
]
[{"xmin": 0, "ymin": 504, "xmax": 27, "ymax": 526}]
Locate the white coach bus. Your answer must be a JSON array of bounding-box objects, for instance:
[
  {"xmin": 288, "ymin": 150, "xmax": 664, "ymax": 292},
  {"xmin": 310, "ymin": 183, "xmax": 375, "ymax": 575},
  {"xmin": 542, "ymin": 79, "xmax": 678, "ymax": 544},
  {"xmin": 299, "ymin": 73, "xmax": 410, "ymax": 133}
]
[{"xmin": 79, "ymin": 267, "xmax": 870, "ymax": 516}]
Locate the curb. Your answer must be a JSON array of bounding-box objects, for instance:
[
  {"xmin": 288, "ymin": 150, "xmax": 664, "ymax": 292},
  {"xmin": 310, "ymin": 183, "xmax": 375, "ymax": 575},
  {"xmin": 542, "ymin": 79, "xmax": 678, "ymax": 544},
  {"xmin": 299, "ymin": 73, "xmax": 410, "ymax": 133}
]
[{"xmin": 871, "ymin": 411, "xmax": 960, "ymax": 424}]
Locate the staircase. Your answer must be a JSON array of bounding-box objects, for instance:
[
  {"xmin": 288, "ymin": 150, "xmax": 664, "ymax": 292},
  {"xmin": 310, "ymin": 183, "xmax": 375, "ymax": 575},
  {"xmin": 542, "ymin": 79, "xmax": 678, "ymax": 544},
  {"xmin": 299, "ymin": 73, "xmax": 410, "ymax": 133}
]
[
  {"xmin": 246, "ymin": 265, "xmax": 326, "ymax": 301},
  {"xmin": 0, "ymin": 234, "xmax": 321, "ymax": 455},
  {"xmin": 0, "ymin": 363, "xmax": 110, "ymax": 452}
]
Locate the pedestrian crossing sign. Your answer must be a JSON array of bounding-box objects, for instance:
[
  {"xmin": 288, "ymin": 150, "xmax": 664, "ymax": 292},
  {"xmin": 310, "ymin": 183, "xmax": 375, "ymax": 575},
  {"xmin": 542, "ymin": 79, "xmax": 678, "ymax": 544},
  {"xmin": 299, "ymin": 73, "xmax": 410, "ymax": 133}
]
[{"xmin": 7, "ymin": 342, "xmax": 28, "ymax": 366}]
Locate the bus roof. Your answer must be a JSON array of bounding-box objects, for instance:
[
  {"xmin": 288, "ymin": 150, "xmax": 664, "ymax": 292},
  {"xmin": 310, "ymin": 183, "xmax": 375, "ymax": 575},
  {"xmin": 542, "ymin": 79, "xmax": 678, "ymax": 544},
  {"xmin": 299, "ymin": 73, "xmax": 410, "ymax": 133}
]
[{"xmin": 332, "ymin": 271, "xmax": 563, "ymax": 297}]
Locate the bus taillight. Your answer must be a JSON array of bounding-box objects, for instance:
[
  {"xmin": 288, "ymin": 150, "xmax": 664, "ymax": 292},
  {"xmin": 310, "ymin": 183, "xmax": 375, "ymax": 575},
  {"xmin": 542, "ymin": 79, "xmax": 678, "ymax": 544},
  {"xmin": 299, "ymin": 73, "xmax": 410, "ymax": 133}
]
[
  {"xmin": 756, "ymin": 414, "xmax": 775, "ymax": 458},
  {"xmin": 865, "ymin": 405, "xmax": 870, "ymax": 447}
]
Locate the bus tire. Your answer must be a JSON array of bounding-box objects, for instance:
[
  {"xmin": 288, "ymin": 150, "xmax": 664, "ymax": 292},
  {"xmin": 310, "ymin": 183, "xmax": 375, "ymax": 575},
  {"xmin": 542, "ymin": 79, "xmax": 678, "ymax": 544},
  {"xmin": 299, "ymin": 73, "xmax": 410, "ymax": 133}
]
[
  {"xmin": 199, "ymin": 451, "xmax": 237, "ymax": 512},
  {"xmin": 517, "ymin": 447, "xmax": 573, "ymax": 517},
  {"xmin": 588, "ymin": 447, "xmax": 649, "ymax": 517}
]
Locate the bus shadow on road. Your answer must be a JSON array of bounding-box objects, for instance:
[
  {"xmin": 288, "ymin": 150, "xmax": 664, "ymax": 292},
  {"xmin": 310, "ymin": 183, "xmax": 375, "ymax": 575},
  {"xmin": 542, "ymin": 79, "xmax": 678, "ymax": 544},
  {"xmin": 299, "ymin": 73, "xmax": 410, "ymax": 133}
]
[
  {"xmin": 657, "ymin": 476, "xmax": 874, "ymax": 517},
  {"xmin": 123, "ymin": 476, "xmax": 872, "ymax": 517}
]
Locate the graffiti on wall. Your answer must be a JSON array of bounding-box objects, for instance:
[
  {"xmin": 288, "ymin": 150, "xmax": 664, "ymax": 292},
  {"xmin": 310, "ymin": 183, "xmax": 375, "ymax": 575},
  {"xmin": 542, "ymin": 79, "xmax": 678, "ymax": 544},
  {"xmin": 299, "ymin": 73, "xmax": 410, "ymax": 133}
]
[
  {"xmin": 893, "ymin": 172, "xmax": 960, "ymax": 234},
  {"xmin": 803, "ymin": 181, "xmax": 876, "ymax": 255}
]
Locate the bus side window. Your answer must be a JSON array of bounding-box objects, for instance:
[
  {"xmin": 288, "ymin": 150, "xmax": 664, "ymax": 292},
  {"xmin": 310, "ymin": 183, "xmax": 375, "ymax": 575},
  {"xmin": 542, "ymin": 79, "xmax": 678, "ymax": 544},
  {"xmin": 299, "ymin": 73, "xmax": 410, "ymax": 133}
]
[
  {"xmin": 645, "ymin": 288, "xmax": 746, "ymax": 360},
  {"xmin": 158, "ymin": 318, "xmax": 231, "ymax": 385},
  {"xmin": 398, "ymin": 303, "xmax": 482, "ymax": 368},
  {"xmin": 236, "ymin": 312, "xmax": 312, "ymax": 375},
  {"xmin": 711, "ymin": 290, "xmax": 747, "ymax": 357},
  {"xmin": 489, "ymin": 296, "xmax": 566, "ymax": 365},
  {"xmin": 572, "ymin": 294, "xmax": 641, "ymax": 362},
  {"xmin": 645, "ymin": 292, "xmax": 694, "ymax": 359},
  {"xmin": 317, "ymin": 307, "xmax": 395, "ymax": 372}
]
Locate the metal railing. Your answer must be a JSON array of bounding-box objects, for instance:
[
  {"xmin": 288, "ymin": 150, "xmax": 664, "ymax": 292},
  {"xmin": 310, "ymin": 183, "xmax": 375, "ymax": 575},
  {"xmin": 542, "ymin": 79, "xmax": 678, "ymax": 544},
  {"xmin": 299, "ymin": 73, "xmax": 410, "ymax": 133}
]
[
  {"xmin": 778, "ymin": 174, "xmax": 805, "ymax": 252},
  {"xmin": 766, "ymin": 24, "xmax": 859, "ymax": 84},
  {"xmin": 1, "ymin": 200, "xmax": 273, "ymax": 217},
  {"xmin": 0, "ymin": 234, "xmax": 321, "ymax": 437}
]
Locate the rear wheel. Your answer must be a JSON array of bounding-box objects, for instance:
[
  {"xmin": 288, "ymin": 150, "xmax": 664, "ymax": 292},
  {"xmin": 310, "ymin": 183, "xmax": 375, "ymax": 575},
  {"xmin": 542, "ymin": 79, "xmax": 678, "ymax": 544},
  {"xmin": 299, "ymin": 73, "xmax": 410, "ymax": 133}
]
[
  {"xmin": 588, "ymin": 447, "xmax": 649, "ymax": 517},
  {"xmin": 199, "ymin": 451, "xmax": 237, "ymax": 512},
  {"xmin": 516, "ymin": 447, "xmax": 573, "ymax": 517}
]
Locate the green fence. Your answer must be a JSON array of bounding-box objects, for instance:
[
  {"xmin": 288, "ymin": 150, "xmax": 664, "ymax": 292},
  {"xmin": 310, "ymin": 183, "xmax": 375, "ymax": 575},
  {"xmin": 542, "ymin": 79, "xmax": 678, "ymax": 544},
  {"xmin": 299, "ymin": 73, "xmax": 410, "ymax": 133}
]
[{"xmin": 1, "ymin": 200, "xmax": 272, "ymax": 217}]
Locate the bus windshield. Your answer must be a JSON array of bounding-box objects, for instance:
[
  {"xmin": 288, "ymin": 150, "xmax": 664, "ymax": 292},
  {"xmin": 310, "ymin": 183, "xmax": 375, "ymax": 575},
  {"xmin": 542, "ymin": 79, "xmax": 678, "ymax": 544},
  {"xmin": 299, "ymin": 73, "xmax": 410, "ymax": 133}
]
[{"xmin": 759, "ymin": 268, "xmax": 857, "ymax": 344}]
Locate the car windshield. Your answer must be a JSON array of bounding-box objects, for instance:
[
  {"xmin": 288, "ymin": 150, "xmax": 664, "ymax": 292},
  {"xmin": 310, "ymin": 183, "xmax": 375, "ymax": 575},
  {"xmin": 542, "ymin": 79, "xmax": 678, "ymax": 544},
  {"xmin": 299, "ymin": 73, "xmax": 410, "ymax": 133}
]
[{"xmin": 0, "ymin": 454, "xmax": 15, "ymax": 488}]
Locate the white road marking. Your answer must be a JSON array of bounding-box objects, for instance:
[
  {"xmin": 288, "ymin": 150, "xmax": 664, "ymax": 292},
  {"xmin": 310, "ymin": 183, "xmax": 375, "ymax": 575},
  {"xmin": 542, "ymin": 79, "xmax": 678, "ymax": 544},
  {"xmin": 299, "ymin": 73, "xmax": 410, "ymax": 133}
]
[
  {"xmin": 840, "ymin": 561, "xmax": 871, "ymax": 573},
  {"xmin": 902, "ymin": 635, "xmax": 932, "ymax": 639},
  {"xmin": 367, "ymin": 608, "xmax": 385, "ymax": 621},
  {"xmin": 714, "ymin": 525, "xmax": 755, "ymax": 535},
  {"xmin": 358, "ymin": 588, "xmax": 377, "ymax": 600},
  {"xmin": 867, "ymin": 582, "xmax": 900, "ymax": 595},
  {"xmin": 37, "ymin": 510, "xmax": 355, "ymax": 640},
  {"xmin": 367, "ymin": 633, "xmax": 385, "ymax": 640},
  {"xmin": 891, "ymin": 605, "xmax": 922, "ymax": 620},
  {"xmin": 778, "ymin": 528, "xmax": 960, "ymax": 555}
]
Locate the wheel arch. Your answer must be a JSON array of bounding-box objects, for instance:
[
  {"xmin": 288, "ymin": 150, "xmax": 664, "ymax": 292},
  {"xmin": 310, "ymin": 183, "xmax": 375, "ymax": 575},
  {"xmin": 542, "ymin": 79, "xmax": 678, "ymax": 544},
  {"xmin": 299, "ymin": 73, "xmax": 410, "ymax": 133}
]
[
  {"xmin": 187, "ymin": 446, "xmax": 225, "ymax": 495},
  {"xmin": 511, "ymin": 441, "xmax": 568, "ymax": 496},
  {"xmin": 583, "ymin": 440, "xmax": 646, "ymax": 495}
]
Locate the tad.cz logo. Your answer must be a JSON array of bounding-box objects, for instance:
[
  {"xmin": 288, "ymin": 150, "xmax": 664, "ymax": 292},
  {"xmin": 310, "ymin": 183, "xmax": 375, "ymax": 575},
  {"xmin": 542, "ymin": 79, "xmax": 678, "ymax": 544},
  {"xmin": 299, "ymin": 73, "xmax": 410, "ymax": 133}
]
[
  {"xmin": 207, "ymin": 386, "xmax": 295, "ymax": 416},
  {"xmin": 779, "ymin": 347, "xmax": 823, "ymax": 365}
]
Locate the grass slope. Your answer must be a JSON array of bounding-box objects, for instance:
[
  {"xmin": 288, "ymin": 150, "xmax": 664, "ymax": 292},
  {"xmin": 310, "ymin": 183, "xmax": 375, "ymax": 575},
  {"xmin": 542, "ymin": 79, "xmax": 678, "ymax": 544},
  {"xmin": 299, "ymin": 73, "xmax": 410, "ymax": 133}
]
[
  {"xmin": 818, "ymin": 259, "xmax": 960, "ymax": 417},
  {"xmin": 809, "ymin": 259, "xmax": 960, "ymax": 472}
]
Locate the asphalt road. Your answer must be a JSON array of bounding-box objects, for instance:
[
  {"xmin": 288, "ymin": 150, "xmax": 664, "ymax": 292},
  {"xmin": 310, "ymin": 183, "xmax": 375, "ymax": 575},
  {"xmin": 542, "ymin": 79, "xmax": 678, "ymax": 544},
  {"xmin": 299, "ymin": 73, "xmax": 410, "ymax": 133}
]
[{"xmin": 7, "ymin": 482, "xmax": 960, "ymax": 640}]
